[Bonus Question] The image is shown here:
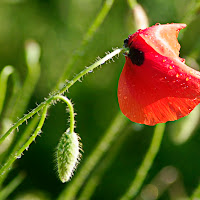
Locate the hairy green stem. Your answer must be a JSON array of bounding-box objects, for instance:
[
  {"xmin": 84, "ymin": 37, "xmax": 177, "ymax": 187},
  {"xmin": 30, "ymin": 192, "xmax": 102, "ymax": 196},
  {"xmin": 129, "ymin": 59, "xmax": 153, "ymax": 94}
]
[
  {"xmin": 0, "ymin": 47, "xmax": 122, "ymax": 187},
  {"xmin": 58, "ymin": 112, "xmax": 128, "ymax": 200},
  {"xmin": 0, "ymin": 48, "xmax": 122, "ymax": 145},
  {"xmin": 10, "ymin": 115, "xmax": 41, "ymax": 158},
  {"xmin": 0, "ymin": 115, "xmax": 40, "ymax": 186},
  {"xmin": 0, "ymin": 106, "xmax": 48, "ymax": 179},
  {"xmin": 120, "ymin": 123, "xmax": 166, "ymax": 200},
  {"xmin": 0, "ymin": 46, "xmax": 120, "ymax": 181},
  {"xmin": 0, "ymin": 101, "xmax": 47, "ymax": 145},
  {"xmin": 57, "ymin": 0, "xmax": 115, "ymax": 86},
  {"xmin": 59, "ymin": 48, "xmax": 122, "ymax": 94},
  {"xmin": 0, "ymin": 95, "xmax": 75, "ymax": 184},
  {"xmin": 54, "ymin": 95, "xmax": 75, "ymax": 133}
]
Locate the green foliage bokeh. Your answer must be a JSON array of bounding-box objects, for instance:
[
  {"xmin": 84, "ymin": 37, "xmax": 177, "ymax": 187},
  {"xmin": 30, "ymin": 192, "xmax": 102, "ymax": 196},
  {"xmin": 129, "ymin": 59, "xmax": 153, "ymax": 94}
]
[{"xmin": 1, "ymin": 0, "xmax": 200, "ymax": 199}]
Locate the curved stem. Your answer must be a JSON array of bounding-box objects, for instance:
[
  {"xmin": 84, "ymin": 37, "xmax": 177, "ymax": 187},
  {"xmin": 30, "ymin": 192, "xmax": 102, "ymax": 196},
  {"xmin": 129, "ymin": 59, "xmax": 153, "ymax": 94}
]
[
  {"xmin": 0, "ymin": 95, "xmax": 75, "ymax": 184},
  {"xmin": 58, "ymin": 112, "xmax": 128, "ymax": 200},
  {"xmin": 57, "ymin": 0, "xmax": 115, "ymax": 86},
  {"xmin": 10, "ymin": 115, "xmax": 41, "ymax": 159},
  {"xmin": 54, "ymin": 95, "xmax": 75, "ymax": 133},
  {"xmin": 0, "ymin": 48, "xmax": 122, "ymax": 145},
  {"xmin": 0, "ymin": 106, "xmax": 48, "ymax": 179},
  {"xmin": 0, "ymin": 115, "xmax": 40, "ymax": 186},
  {"xmin": 120, "ymin": 123, "xmax": 166, "ymax": 200},
  {"xmin": 0, "ymin": 101, "xmax": 48, "ymax": 145}
]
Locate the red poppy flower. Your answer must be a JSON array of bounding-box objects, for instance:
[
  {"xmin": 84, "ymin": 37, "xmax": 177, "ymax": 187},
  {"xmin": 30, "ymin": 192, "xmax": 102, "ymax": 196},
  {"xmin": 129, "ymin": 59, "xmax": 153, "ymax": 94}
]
[{"xmin": 118, "ymin": 23, "xmax": 200, "ymax": 126}]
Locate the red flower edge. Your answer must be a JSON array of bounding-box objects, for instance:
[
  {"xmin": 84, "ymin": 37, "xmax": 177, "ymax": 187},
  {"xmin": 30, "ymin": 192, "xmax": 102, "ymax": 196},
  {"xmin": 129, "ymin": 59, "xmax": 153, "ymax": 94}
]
[{"xmin": 118, "ymin": 23, "xmax": 200, "ymax": 126}]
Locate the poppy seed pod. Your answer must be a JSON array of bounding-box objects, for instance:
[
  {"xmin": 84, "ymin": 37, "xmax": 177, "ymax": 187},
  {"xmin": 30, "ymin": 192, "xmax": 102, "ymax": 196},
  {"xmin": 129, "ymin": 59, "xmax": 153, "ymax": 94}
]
[{"xmin": 56, "ymin": 130, "xmax": 81, "ymax": 183}]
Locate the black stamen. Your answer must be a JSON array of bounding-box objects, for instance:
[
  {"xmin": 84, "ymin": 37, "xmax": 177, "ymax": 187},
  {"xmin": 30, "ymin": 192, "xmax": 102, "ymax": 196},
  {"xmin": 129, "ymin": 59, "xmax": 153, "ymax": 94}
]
[
  {"xmin": 128, "ymin": 47, "xmax": 144, "ymax": 66},
  {"xmin": 123, "ymin": 38, "xmax": 129, "ymax": 48}
]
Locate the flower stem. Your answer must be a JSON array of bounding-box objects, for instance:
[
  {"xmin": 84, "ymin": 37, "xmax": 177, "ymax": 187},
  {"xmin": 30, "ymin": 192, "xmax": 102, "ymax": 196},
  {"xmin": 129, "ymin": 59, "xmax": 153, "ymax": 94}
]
[
  {"xmin": 0, "ymin": 101, "xmax": 47, "ymax": 145},
  {"xmin": 120, "ymin": 123, "xmax": 166, "ymax": 200},
  {"xmin": 54, "ymin": 95, "xmax": 75, "ymax": 133},
  {"xmin": 0, "ymin": 106, "xmax": 48, "ymax": 179},
  {"xmin": 0, "ymin": 48, "xmax": 122, "ymax": 185},
  {"xmin": 0, "ymin": 95, "xmax": 75, "ymax": 184},
  {"xmin": 59, "ymin": 48, "xmax": 122, "ymax": 94},
  {"xmin": 0, "ymin": 115, "xmax": 40, "ymax": 186},
  {"xmin": 58, "ymin": 112, "xmax": 128, "ymax": 200},
  {"xmin": 0, "ymin": 48, "xmax": 122, "ymax": 145}
]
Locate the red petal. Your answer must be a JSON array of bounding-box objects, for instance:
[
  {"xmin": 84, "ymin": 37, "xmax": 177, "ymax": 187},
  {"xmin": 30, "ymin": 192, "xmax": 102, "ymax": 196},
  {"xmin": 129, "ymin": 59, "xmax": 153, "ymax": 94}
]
[
  {"xmin": 128, "ymin": 23, "xmax": 186, "ymax": 61},
  {"xmin": 118, "ymin": 23, "xmax": 200, "ymax": 125}
]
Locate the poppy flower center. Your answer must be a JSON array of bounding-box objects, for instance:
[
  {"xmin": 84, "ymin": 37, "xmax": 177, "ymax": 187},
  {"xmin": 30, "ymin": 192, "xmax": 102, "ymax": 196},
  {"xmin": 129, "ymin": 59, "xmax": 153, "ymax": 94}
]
[{"xmin": 128, "ymin": 47, "xmax": 144, "ymax": 66}]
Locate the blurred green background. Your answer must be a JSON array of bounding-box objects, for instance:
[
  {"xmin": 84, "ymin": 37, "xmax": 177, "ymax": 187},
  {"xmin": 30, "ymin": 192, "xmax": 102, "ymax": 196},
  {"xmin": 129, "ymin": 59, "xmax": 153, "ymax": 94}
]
[{"xmin": 1, "ymin": 0, "xmax": 200, "ymax": 199}]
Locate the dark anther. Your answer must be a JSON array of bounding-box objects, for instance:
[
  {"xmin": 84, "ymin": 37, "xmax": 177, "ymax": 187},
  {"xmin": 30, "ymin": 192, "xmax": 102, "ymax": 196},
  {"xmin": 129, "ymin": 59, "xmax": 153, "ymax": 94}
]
[
  {"xmin": 128, "ymin": 47, "xmax": 144, "ymax": 66},
  {"xmin": 123, "ymin": 38, "xmax": 129, "ymax": 48}
]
